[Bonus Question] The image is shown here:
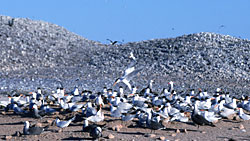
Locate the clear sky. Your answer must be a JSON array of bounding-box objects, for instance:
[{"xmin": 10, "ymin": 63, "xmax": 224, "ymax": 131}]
[{"xmin": 1, "ymin": 0, "xmax": 250, "ymax": 43}]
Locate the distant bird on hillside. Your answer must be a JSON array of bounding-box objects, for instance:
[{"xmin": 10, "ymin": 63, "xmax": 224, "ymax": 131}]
[{"xmin": 106, "ymin": 39, "xmax": 123, "ymax": 45}]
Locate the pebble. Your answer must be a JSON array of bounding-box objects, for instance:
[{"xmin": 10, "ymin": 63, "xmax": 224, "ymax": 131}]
[
  {"xmin": 57, "ymin": 129, "xmax": 62, "ymax": 133},
  {"xmin": 159, "ymin": 136, "xmax": 165, "ymax": 140},
  {"xmin": 108, "ymin": 134, "xmax": 115, "ymax": 139},
  {"xmin": 175, "ymin": 129, "xmax": 180, "ymax": 133},
  {"xmin": 171, "ymin": 133, "xmax": 176, "ymax": 137},
  {"xmin": 228, "ymin": 127, "xmax": 235, "ymax": 130},
  {"xmin": 112, "ymin": 124, "xmax": 123, "ymax": 131},
  {"xmin": 239, "ymin": 124, "xmax": 244, "ymax": 129},
  {"xmin": 5, "ymin": 135, "xmax": 12, "ymax": 140},
  {"xmin": 145, "ymin": 134, "xmax": 156, "ymax": 138},
  {"xmin": 46, "ymin": 120, "xmax": 53, "ymax": 124},
  {"xmin": 201, "ymin": 131, "xmax": 206, "ymax": 134},
  {"xmin": 241, "ymin": 129, "xmax": 246, "ymax": 132},
  {"xmin": 36, "ymin": 123, "xmax": 43, "ymax": 127}
]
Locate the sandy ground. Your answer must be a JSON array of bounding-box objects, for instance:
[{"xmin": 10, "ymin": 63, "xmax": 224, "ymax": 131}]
[{"xmin": 0, "ymin": 103, "xmax": 250, "ymax": 141}]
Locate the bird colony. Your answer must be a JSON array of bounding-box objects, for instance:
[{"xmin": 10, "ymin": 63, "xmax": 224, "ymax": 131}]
[{"xmin": 0, "ymin": 52, "xmax": 250, "ymax": 140}]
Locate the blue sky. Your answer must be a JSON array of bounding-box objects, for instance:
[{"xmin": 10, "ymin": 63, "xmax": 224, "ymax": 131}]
[{"xmin": 1, "ymin": 0, "xmax": 250, "ymax": 43}]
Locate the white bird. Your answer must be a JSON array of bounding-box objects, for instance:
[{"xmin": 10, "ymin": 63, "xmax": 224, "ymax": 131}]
[
  {"xmin": 95, "ymin": 93, "xmax": 104, "ymax": 108},
  {"xmin": 55, "ymin": 116, "xmax": 75, "ymax": 130},
  {"xmin": 87, "ymin": 108, "xmax": 104, "ymax": 122},
  {"xmin": 218, "ymin": 100, "xmax": 236, "ymax": 118},
  {"xmin": 224, "ymin": 97, "xmax": 237, "ymax": 109},
  {"xmin": 238, "ymin": 108, "xmax": 250, "ymax": 120},
  {"xmin": 113, "ymin": 52, "xmax": 143, "ymax": 90},
  {"xmin": 202, "ymin": 110, "xmax": 221, "ymax": 123}
]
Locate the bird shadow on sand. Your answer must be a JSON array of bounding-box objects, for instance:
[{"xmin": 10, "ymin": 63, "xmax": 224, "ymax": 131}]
[
  {"xmin": 217, "ymin": 136, "xmax": 250, "ymax": 141},
  {"xmin": 0, "ymin": 121, "xmax": 23, "ymax": 125},
  {"xmin": 62, "ymin": 137, "xmax": 93, "ymax": 140},
  {"xmin": 221, "ymin": 119, "xmax": 241, "ymax": 123},
  {"xmin": 117, "ymin": 131, "xmax": 145, "ymax": 135}
]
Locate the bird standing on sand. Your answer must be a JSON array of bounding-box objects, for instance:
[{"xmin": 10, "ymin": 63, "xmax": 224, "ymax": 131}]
[{"xmin": 113, "ymin": 52, "xmax": 143, "ymax": 90}]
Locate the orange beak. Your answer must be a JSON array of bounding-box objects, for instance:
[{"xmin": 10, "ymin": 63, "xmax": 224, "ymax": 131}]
[
  {"xmin": 113, "ymin": 81, "xmax": 117, "ymax": 87},
  {"xmin": 108, "ymin": 102, "xmax": 112, "ymax": 106},
  {"xmin": 211, "ymin": 97, "xmax": 215, "ymax": 100},
  {"xmin": 214, "ymin": 104, "xmax": 218, "ymax": 109},
  {"xmin": 29, "ymin": 92, "xmax": 33, "ymax": 94}
]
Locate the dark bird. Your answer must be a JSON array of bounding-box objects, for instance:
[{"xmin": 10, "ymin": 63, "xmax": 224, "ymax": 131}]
[
  {"xmin": 23, "ymin": 121, "xmax": 47, "ymax": 135},
  {"xmin": 83, "ymin": 120, "xmax": 104, "ymax": 139},
  {"xmin": 107, "ymin": 39, "xmax": 120, "ymax": 45},
  {"xmin": 8, "ymin": 18, "xmax": 14, "ymax": 27},
  {"xmin": 191, "ymin": 104, "xmax": 215, "ymax": 128}
]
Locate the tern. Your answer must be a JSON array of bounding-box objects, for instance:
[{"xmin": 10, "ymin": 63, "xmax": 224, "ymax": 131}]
[
  {"xmin": 113, "ymin": 52, "xmax": 143, "ymax": 90},
  {"xmin": 55, "ymin": 116, "xmax": 75, "ymax": 131},
  {"xmin": 238, "ymin": 108, "xmax": 250, "ymax": 120}
]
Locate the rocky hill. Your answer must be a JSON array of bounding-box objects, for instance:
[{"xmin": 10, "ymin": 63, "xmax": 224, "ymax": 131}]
[{"xmin": 0, "ymin": 15, "xmax": 249, "ymax": 95}]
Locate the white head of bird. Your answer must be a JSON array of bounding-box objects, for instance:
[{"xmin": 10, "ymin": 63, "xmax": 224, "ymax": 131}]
[
  {"xmin": 37, "ymin": 88, "xmax": 42, "ymax": 94},
  {"xmin": 119, "ymin": 86, "xmax": 124, "ymax": 94},
  {"xmin": 129, "ymin": 52, "xmax": 136, "ymax": 60}
]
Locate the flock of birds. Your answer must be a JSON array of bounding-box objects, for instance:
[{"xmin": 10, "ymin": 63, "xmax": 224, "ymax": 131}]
[{"xmin": 0, "ymin": 52, "xmax": 250, "ymax": 140}]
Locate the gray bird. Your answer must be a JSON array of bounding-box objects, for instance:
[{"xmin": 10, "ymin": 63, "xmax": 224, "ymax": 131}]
[
  {"xmin": 55, "ymin": 116, "xmax": 75, "ymax": 131},
  {"xmin": 23, "ymin": 121, "xmax": 46, "ymax": 135}
]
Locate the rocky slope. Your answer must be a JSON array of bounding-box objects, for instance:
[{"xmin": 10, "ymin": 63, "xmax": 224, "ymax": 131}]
[{"xmin": 0, "ymin": 15, "xmax": 249, "ymax": 95}]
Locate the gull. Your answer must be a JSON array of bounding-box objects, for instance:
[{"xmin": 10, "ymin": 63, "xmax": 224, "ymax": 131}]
[
  {"xmin": 146, "ymin": 113, "xmax": 165, "ymax": 132},
  {"xmin": 107, "ymin": 39, "xmax": 119, "ymax": 45},
  {"xmin": 238, "ymin": 108, "xmax": 250, "ymax": 120},
  {"xmin": 55, "ymin": 116, "xmax": 75, "ymax": 131},
  {"xmin": 23, "ymin": 121, "xmax": 46, "ymax": 135},
  {"xmin": 83, "ymin": 120, "xmax": 103, "ymax": 139},
  {"xmin": 191, "ymin": 103, "xmax": 215, "ymax": 128}
]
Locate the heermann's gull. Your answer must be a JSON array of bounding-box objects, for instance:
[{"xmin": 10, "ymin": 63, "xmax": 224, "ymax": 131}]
[{"xmin": 23, "ymin": 121, "xmax": 46, "ymax": 135}]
